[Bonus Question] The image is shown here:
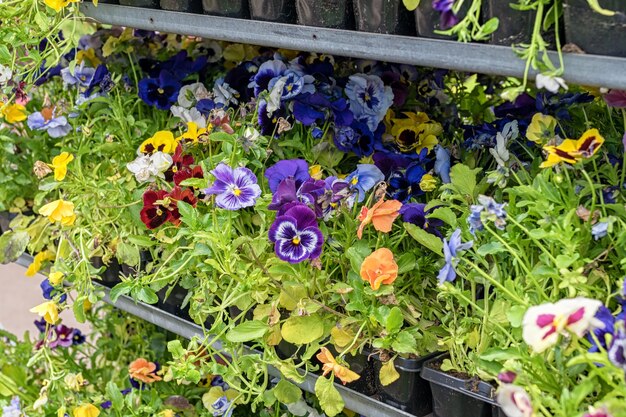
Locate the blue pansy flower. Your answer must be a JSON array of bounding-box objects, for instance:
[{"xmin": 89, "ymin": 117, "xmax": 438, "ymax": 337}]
[
  {"xmin": 61, "ymin": 62, "xmax": 95, "ymax": 88},
  {"xmin": 250, "ymin": 59, "xmax": 287, "ymax": 97},
  {"xmin": 438, "ymin": 229, "xmax": 473, "ymax": 285},
  {"xmin": 434, "ymin": 145, "xmax": 451, "ymax": 184},
  {"xmin": 388, "ymin": 163, "xmax": 426, "ymax": 203},
  {"xmin": 268, "ymin": 70, "xmax": 315, "ymax": 101},
  {"xmin": 40, "ymin": 278, "xmax": 67, "ymax": 303},
  {"xmin": 345, "ymin": 74, "xmax": 394, "ymax": 132},
  {"xmin": 211, "ymin": 396, "xmax": 233, "ymax": 417},
  {"xmin": 138, "ymin": 70, "xmax": 181, "ymax": 110},
  {"xmin": 346, "ymin": 164, "xmax": 385, "ymax": 203}
]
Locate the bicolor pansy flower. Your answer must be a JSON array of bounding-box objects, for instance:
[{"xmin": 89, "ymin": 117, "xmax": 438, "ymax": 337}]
[
  {"xmin": 540, "ymin": 129, "xmax": 605, "ymax": 168},
  {"xmin": 268, "ymin": 204, "xmax": 323, "ymax": 264},
  {"xmin": 204, "ymin": 163, "xmax": 261, "ymax": 210},
  {"xmin": 522, "ymin": 297, "xmax": 602, "ymax": 353}
]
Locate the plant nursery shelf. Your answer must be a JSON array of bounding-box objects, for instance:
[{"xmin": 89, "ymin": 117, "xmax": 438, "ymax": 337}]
[
  {"xmin": 13, "ymin": 254, "xmax": 427, "ymax": 417},
  {"xmin": 80, "ymin": 2, "xmax": 626, "ymax": 91}
]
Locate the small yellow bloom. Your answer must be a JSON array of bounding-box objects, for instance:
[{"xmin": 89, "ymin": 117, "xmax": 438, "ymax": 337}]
[
  {"xmin": 50, "ymin": 152, "xmax": 74, "ymax": 181},
  {"xmin": 140, "ymin": 131, "xmax": 178, "ymax": 154},
  {"xmin": 39, "ymin": 199, "xmax": 76, "ymax": 226},
  {"xmin": 73, "ymin": 404, "xmax": 100, "ymax": 417},
  {"xmin": 1, "ymin": 103, "xmax": 27, "ymax": 124},
  {"xmin": 44, "ymin": 0, "xmax": 79, "ymax": 12},
  {"xmin": 540, "ymin": 128, "xmax": 605, "ymax": 168},
  {"xmin": 316, "ymin": 347, "xmax": 360, "ymax": 384},
  {"xmin": 419, "ymin": 174, "xmax": 437, "ymax": 192},
  {"xmin": 26, "ymin": 251, "xmax": 55, "ymax": 277},
  {"xmin": 48, "ymin": 271, "xmax": 65, "ymax": 285},
  {"xmin": 176, "ymin": 122, "xmax": 207, "ymax": 144},
  {"xmin": 391, "ymin": 112, "xmax": 442, "ymax": 153},
  {"xmin": 160, "ymin": 410, "xmax": 176, "ymax": 417},
  {"xmin": 526, "ymin": 113, "xmax": 557, "ymax": 144},
  {"xmin": 309, "ymin": 165, "xmax": 323, "ymax": 180},
  {"xmin": 76, "ymin": 48, "xmax": 101, "ymax": 67},
  {"xmin": 30, "ymin": 301, "xmax": 59, "ymax": 324}
]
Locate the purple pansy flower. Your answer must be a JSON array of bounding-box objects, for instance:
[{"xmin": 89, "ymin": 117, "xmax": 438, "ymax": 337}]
[
  {"xmin": 27, "ymin": 109, "xmax": 71, "ymax": 138},
  {"xmin": 437, "ymin": 228, "xmax": 473, "ymax": 285},
  {"xmin": 468, "ymin": 195, "xmax": 507, "ymax": 235},
  {"xmin": 264, "ymin": 159, "xmax": 310, "ymax": 193},
  {"xmin": 34, "ymin": 318, "xmax": 47, "ymax": 333},
  {"xmin": 49, "ymin": 324, "xmax": 75, "ymax": 348},
  {"xmin": 204, "ymin": 163, "xmax": 261, "ymax": 210},
  {"xmin": 40, "ymin": 279, "xmax": 67, "ymax": 303},
  {"xmin": 269, "ymin": 205, "xmax": 324, "ymax": 263},
  {"xmin": 211, "ymin": 396, "xmax": 233, "ymax": 417},
  {"xmin": 603, "ymin": 89, "xmax": 626, "ymax": 108},
  {"xmin": 268, "ymin": 177, "xmax": 326, "ymax": 215},
  {"xmin": 434, "ymin": 145, "xmax": 451, "ymax": 184},
  {"xmin": 432, "ymin": 0, "xmax": 459, "ymax": 29},
  {"xmin": 399, "ymin": 203, "xmax": 443, "ymax": 237},
  {"xmin": 61, "ymin": 62, "xmax": 95, "ymax": 87},
  {"xmin": 608, "ymin": 321, "xmax": 626, "ymax": 371}
]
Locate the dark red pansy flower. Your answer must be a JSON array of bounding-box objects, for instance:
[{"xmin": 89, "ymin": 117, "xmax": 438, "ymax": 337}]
[
  {"xmin": 168, "ymin": 186, "xmax": 198, "ymax": 225},
  {"xmin": 174, "ymin": 165, "xmax": 204, "ymax": 187},
  {"xmin": 165, "ymin": 144, "xmax": 195, "ymax": 182},
  {"xmin": 140, "ymin": 190, "xmax": 170, "ymax": 229}
]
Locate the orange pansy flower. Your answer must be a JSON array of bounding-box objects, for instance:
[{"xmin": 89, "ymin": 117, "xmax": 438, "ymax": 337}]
[
  {"xmin": 128, "ymin": 358, "xmax": 162, "ymax": 384},
  {"xmin": 360, "ymin": 248, "xmax": 398, "ymax": 290},
  {"xmin": 357, "ymin": 198, "xmax": 402, "ymax": 239},
  {"xmin": 316, "ymin": 347, "xmax": 360, "ymax": 385}
]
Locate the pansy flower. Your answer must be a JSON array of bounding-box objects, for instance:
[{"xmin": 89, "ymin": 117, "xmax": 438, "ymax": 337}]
[
  {"xmin": 388, "ymin": 164, "xmax": 427, "ymax": 203},
  {"xmin": 40, "ymin": 279, "xmax": 67, "ymax": 303},
  {"xmin": 174, "ymin": 165, "xmax": 204, "ymax": 187},
  {"xmin": 526, "ymin": 113, "xmax": 556, "ymax": 144},
  {"xmin": 346, "ymin": 164, "xmax": 385, "ymax": 203},
  {"xmin": 165, "ymin": 145, "xmax": 194, "ymax": 182},
  {"xmin": 265, "ymin": 159, "xmax": 310, "ymax": 193},
  {"xmin": 345, "ymin": 74, "xmax": 394, "ymax": 132},
  {"xmin": 26, "ymin": 250, "xmax": 55, "ymax": 277},
  {"xmin": 433, "ymin": 0, "xmax": 459, "ymax": 29},
  {"xmin": 176, "ymin": 121, "xmax": 208, "ymax": 144},
  {"xmin": 72, "ymin": 403, "xmax": 100, "ymax": 417},
  {"xmin": 50, "ymin": 152, "xmax": 74, "ymax": 181},
  {"xmin": 269, "ymin": 205, "xmax": 323, "ymax": 264},
  {"xmin": 27, "ymin": 107, "xmax": 72, "ymax": 138},
  {"xmin": 129, "ymin": 358, "xmax": 162, "ymax": 385},
  {"xmin": 140, "ymin": 190, "xmax": 170, "ymax": 229},
  {"xmin": 608, "ymin": 321, "xmax": 626, "ymax": 372},
  {"xmin": 399, "ymin": 203, "xmax": 443, "ymax": 237},
  {"xmin": 139, "ymin": 131, "xmax": 178, "ymax": 155},
  {"xmin": 49, "ymin": 324, "xmax": 75, "ymax": 349},
  {"xmin": 390, "ymin": 112, "xmax": 442, "ymax": 153},
  {"xmin": 540, "ymin": 128, "xmax": 605, "ymax": 168},
  {"xmin": 437, "ymin": 228, "xmax": 473, "ymax": 284},
  {"xmin": 167, "ymin": 186, "xmax": 198, "ymax": 225},
  {"xmin": 30, "ymin": 301, "xmax": 59, "ymax": 325},
  {"xmin": 1, "ymin": 103, "xmax": 27, "ymax": 124},
  {"xmin": 39, "ymin": 199, "xmax": 76, "ymax": 226},
  {"xmin": 583, "ymin": 406, "xmax": 613, "ymax": 417},
  {"xmin": 127, "ymin": 152, "xmax": 173, "ymax": 183},
  {"xmin": 204, "ymin": 163, "xmax": 261, "ymax": 210},
  {"xmin": 496, "ymin": 385, "xmax": 533, "ymax": 417},
  {"xmin": 357, "ymin": 197, "xmax": 402, "ymax": 239},
  {"xmin": 360, "ymin": 248, "xmax": 398, "ymax": 290},
  {"xmin": 522, "ymin": 297, "xmax": 603, "ymax": 353},
  {"xmin": 138, "ymin": 70, "xmax": 181, "ymax": 110},
  {"xmin": 316, "ymin": 347, "xmax": 360, "ymax": 385}
]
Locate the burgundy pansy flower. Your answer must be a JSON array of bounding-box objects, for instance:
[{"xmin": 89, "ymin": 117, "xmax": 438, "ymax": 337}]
[
  {"xmin": 174, "ymin": 165, "xmax": 204, "ymax": 187},
  {"xmin": 204, "ymin": 163, "xmax": 261, "ymax": 210},
  {"xmin": 269, "ymin": 204, "xmax": 324, "ymax": 263},
  {"xmin": 140, "ymin": 190, "xmax": 170, "ymax": 229},
  {"xmin": 168, "ymin": 186, "xmax": 198, "ymax": 225},
  {"xmin": 49, "ymin": 324, "xmax": 75, "ymax": 348},
  {"xmin": 165, "ymin": 144, "xmax": 194, "ymax": 182}
]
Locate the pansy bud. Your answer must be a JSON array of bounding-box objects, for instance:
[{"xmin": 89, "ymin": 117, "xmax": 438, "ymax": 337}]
[
  {"xmin": 498, "ymin": 371, "xmax": 517, "ymax": 384},
  {"xmin": 34, "ymin": 161, "xmax": 53, "ymax": 179}
]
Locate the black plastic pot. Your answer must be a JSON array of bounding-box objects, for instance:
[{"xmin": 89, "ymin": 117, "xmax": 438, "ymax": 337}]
[
  {"xmin": 564, "ymin": 0, "xmax": 626, "ymax": 57},
  {"xmin": 91, "ymin": 256, "xmax": 122, "ymax": 288},
  {"xmin": 414, "ymin": 1, "xmax": 468, "ymax": 39},
  {"xmin": 354, "ymin": 0, "xmax": 415, "ymax": 35},
  {"xmin": 119, "ymin": 0, "xmax": 160, "ymax": 7},
  {"xmin": 421, "ymin": 355, "xmax": 498, "ymax": 417},
  {"xmin": 250, "ymin": 0, "xmax": 296, "ymax": 23},
  {"xmin": 482, "ymin": 0, "xmax": 532, "ymax": 45},
  {"xmin": 372, "ymin": 353, "xmax": 438, "ymax": 416},
  {"xmin": 331, "ymin": 347, "xmax": 377, "ymax": 397},
  {"xmin": 158, "ymin": 284, "xmax": 192, "ymax": 321},
  {"xmin": 120, "ymin": 250, "xmax": 152, "ymax": 277},
  {"xmin": 202, "ymin": 0, "xmax": 249, "ymax": 18},
  {"xmin": 160, "ymin": 0, "xmax": 202, "ymax": 12},
  {"xmin": 296, "ymin": 0, "xmax": 355, "ymax": 29}
]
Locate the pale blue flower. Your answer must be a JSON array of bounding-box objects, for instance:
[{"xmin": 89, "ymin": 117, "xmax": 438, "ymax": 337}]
[
  {"xmin": 346, "ymin": 164, "xmax": 385, "ymax": 203},
  {"xmin": 438, "ymin": 228, "xmax": 473, "ymax": 284},
  {"xmin": 345, "ymin": 74, "xmax": 394, "ymax": 132}
]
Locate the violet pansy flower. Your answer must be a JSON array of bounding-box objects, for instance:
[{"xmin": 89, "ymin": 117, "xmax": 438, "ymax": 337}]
[
  {"xmin": 269, "ymin": 205, "xmax": 324, "ymax": 264},
  {"xmin": 264, "ymin": 159, "xmax": 310, "ymax": 193},
  {"xmin": 27, "ymin": 108, "xmax": 71, "ymax": 138},
  {"xmin": 437, "ymin": 228, "xmax": 473, "ymax": 285},
  {"xmin": 204, "ymin": 163, "xmax": 261, "ymax": 210}
]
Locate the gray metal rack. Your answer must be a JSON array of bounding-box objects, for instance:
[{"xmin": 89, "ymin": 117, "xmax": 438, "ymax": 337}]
[
  {"xmin": 13, "ymin": 253, "xmax": 423, "ymax": 417},
  {"xmin": 80, "ymin": 2, "xmax": 626, "ymax": 90}
]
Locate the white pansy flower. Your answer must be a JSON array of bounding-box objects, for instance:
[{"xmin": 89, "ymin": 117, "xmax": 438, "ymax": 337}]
[
  {"xmin": 170, "ymin": 105, "xmax": 207, "ymax": 128},
  {"xmin": 177, "ymin": 82, "xmax": 210, "ymax": 108},
  {"xmin": 126, "ymin": 152, "xmax": 172, "ymax": 183},
  {"xmin": 0, "ymin": 64, "xmax": 12, "ymax": 85},
  {"xmin": 535, "ymin": 73, "xmax": 568, "ymax": 93}
]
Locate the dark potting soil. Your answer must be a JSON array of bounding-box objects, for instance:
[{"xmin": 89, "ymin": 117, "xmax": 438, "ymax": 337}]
[{"xmin": 426, "ymin": 358, "xmax": 490, "ymax": 394}]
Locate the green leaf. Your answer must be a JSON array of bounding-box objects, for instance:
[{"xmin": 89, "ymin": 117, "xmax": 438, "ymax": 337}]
[
  {"xmin": 428, "ymin": 207, "xmax": 457, "ymax": 227},
  {"xmin": 315, "ymin": 377, "xmax": 344, "ymax": 417},
  {"xmin": 385, "ymin": 307, "xmax": 404, "ymax": 334},
  {"xmin": 586, "ymin": 0, "xmax": 615, "ymax": 16},
  {"xmin": 226, "ymin": 320, "xmax": 269, "ymax": 343},
  {"xmin": 506, "ymin": 305, "xmax": 526, "ymax": 328},
  {"xmin": 279, "ymin": 282, "xmax": 308, "ymax": 311},
  {"xmin": 135, "ymin": 287, "xmax": 159, "ymax": 305},
  {"xmin": 379, "ymin": 360, "xmax": 400, "ymax": 386},
  {"xmin": 0, "ymin": 45, "xmax": 11, "ymax": 65},
  {"xmin": 404, "ymin": 223, "xmax": 443, "ymax": 255},
  {"xmin": 450, "ymin": 164, "xmax": 481, "ymax": 198},
  {"xmin": 117, "ymin": 242, "xmax": 140, "ymax": 267},
  {"xmin": 73, "ymin": 297, "xmax": 86, "ymax": 323},
  {"xmin": 167, "ymin": 340, "xmax": 186, "ymax": 358},
  {"xmin": 179, "ymin": 178, "xmax": 206, "ymax": 189},
  {"xmin": 281, "ymin": 315, "xmax": 324, "ymax": 345},
  {"xmin": 273, "ymin": 379, "xmax": 302, "ymax": 404},
  {"xmin": 476, "ymin": 242, "xmax": 505, "ymax": 256},
  {"xmin": 106, "ymin": 381, "xmax": 124, "ymax": 411},
  {"xmin": 479, "ymin": 17, "xmax": 499, "ymax": 36},
  {"xmin": 0, "ymin": 231, "xmax": 29, "ymax": 264},
  {"xmin": 109, "ymin": 281, "xmax": 132, "ymax": 303},
  {"xmin": 177, "ymin": 200, "xmax": 198, "ymax": 228},
  {"xmin": 127, "ymin": 235, "xmax": 156, "ymax": 247},
  {"xmin": 391, "ymin": 332, "xmax": 417, "ymax": 354}
]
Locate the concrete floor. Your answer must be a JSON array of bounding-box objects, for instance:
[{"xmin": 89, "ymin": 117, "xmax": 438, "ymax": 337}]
[{"xmin": 0, "ymin": 263, "xmax": 83, "ymax": 338}]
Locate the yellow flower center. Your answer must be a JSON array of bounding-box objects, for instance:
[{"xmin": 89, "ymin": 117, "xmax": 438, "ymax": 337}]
[
  {"xmin": 157, "ymin": 88, "xmax": 164, "ymax": 94},
  {"xmin": 292, "ymin": 236, "xmax": 301, "ymax": 245},
  {"xmin": 156, "ymin": 208, "xmax": 163, "ymax": 216},
  {"xmin": 233, "ymin": 187, "xmax": 242, "ymax": 196},
  {"xmin": 351, "ymin": 177, "xmax": 359, "ymax": 185}
]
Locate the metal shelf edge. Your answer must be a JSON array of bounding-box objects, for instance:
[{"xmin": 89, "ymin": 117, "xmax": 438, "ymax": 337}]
[
  {"xmin": 12, "ymin": 254, "xmax": 417, "ymax": 417},
  {"xmin": 80, "ymin": 3, "xmax": 626, "ymax": 90}
]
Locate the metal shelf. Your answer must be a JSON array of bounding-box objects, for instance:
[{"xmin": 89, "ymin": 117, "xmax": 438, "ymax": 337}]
[
  {"xmin": 13, "ymin": 253, "xmax": 422, "ymax": 417},
  {"xmin": 80, "ymin": 3, "xmax": 626, "ymax": 90}
]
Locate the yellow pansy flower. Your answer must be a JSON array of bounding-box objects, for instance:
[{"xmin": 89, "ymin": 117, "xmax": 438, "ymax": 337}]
[
  {"xmin": 30, "ymin": 301, "xmax": 59, "ymax": 324},
  {"xmin": 160, "ymin": 410, "xmax": 176, "ymax": 417},
  {"xmin": 64, "ymin": 373, "xmax": 85, "ymax": 391},
  {"xmin": 391, "ymin": 112, "xmax": 442, "ymax": 153},
  {"xmin": 540, "ymin": 128, "xmax": 605, "ymax": 168},
  {"xmin": 48, "ymin": 271, "xmax": 65, "ymax": 285},
  {"xmin": 76, "ymin": 48, "xmax": 101, "ymax": 67},
  {"xmin": 73, "ymin": 404, "xmax": 100, "ymax": 417},
  {"xmin": 39, "ymin": 199, "xmax": 76, "ymax": 226},
  {"xmin": 44, "ymin": 0, "xmax": 79, "ymax": 12},
  {"xmin": 309, "ymin": 165, "xmax": 323, "ymax": 180},
  {"xmin": 50, "ymin": 152, "xmax": 74, "ymax": 181},
  {"xmin": 140, "ymin": 131, "xmax": 178, "ymax": 154},
  {"xmin": 419, "ymin": 174, "xmax": 437, "ymax": 192},
  {"xmin": 1, "ymin": 103, "xmax": 27, "ymax": 124},
  {"xmin": 26, "ymin": 251, "xmax": 55, "ymax": 277},
  {"xmin": 176, "ymin": 122, "xmax": 207, "ymax": 144},
  {"xmin": 526, "ymin": 113, "xmax": 557, "ymax": 144}
]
